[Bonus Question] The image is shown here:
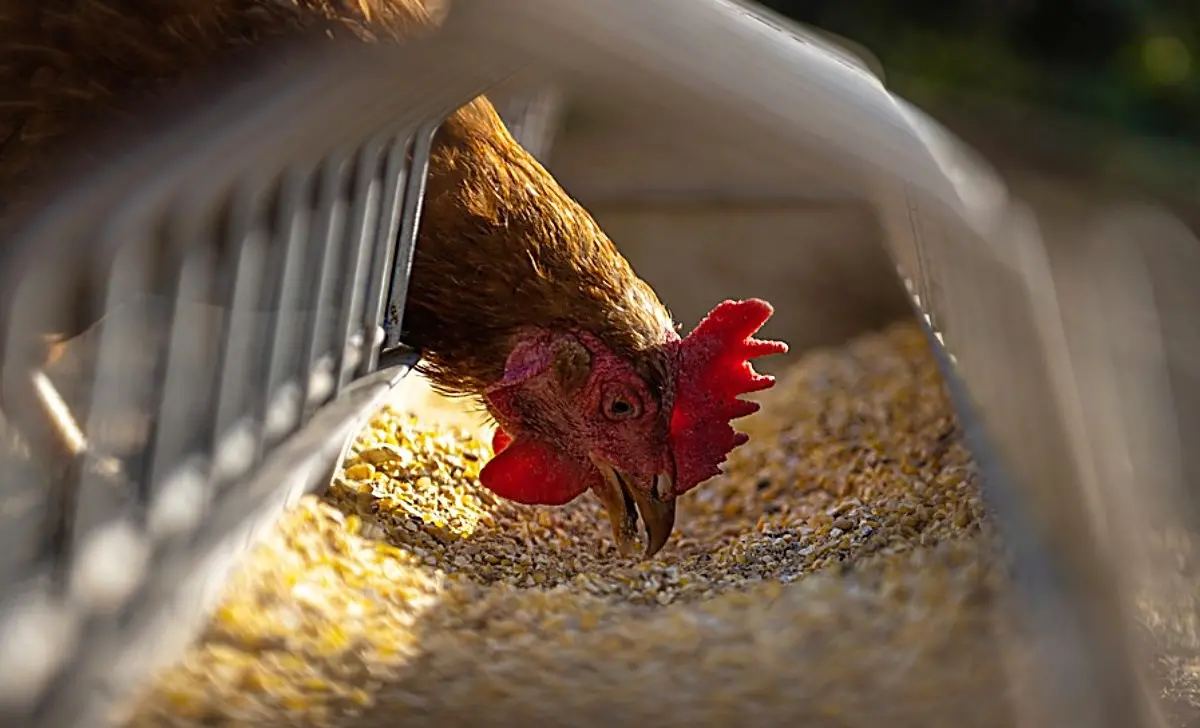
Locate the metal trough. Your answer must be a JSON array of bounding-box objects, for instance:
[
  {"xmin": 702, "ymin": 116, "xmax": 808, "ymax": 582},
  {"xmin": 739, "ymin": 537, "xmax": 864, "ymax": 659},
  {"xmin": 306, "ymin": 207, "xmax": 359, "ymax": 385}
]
[{"xmin": 1, "ymin": 1, "xmax": 1196, "ymax": 727}]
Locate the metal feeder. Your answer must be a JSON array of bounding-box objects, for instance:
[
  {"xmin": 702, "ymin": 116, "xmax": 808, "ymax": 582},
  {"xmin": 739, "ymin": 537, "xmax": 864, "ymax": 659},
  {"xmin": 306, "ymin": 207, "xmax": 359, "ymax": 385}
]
[{"xmin": 1, "ymin": 1, "xmax": 1195, "ymax": 727}]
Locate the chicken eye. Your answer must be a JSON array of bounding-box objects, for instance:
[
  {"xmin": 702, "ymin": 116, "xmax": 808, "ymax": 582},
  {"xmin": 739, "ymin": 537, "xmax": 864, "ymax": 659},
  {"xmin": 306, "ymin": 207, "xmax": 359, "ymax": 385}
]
[{"xmin": 603, "ymin": 391, "xmax": 643, "ymax": 421}]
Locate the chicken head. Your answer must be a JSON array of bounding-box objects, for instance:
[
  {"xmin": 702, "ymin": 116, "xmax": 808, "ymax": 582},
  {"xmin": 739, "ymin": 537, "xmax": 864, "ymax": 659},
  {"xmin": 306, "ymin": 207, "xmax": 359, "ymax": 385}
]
[{"xmin": 480, "ymin": 298, "xmax": 787, "ymax": 558}]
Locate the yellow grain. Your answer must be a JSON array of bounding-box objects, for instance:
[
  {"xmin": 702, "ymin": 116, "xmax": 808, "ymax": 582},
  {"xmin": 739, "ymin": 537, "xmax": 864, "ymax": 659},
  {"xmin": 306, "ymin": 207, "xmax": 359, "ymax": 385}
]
[{"xmin": 126, "ymin": 322, "xmax": 1014, "ymax": 728}]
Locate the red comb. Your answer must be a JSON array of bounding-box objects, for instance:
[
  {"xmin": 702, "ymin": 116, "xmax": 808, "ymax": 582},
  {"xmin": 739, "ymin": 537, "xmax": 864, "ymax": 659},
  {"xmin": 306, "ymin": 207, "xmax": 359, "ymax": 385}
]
[{"xmin": 667, "ymin": 298, "xmax": 787, "ymax": 494}]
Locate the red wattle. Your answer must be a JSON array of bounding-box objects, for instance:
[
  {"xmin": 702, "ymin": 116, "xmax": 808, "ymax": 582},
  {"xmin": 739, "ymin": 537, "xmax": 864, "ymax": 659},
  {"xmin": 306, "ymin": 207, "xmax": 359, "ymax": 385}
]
[
  {"xmin": 479, "ymin": 436, "xmax": 592, "ymax": 506},
  {"xmin": 492, "ymin": 428, "xmax": 512, "ymax": 454}
]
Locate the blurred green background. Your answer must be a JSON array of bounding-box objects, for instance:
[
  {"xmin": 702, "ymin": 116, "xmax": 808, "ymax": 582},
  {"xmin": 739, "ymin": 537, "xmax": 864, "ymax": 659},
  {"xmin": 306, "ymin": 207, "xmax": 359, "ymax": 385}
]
[{"xmin": 758, "ymin": 0, "xmax": 1198, "ymax": 204}]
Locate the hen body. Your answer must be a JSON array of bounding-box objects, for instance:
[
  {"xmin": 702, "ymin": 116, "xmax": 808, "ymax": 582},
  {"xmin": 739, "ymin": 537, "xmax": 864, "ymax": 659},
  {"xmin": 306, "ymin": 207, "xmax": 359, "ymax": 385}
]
[
  {"xmin": 0, "ymin": 0, "xmax": 674, "ymax": 393},
  {"xmin": 0, "ymin": 0, "xmax": 784, "ymax": 557}
]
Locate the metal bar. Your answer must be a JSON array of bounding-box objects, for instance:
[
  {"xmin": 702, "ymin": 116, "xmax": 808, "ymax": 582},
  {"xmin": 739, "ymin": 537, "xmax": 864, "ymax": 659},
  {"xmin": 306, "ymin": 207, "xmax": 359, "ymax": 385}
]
[
  {"xmin": 361, "ymin": 136, "xmax": 413, "ymax": 376},
  {"xmin": 259, "ymin": 169, "xmax": 317, "ymax": 448},
  {"xmin": 210, "ymin": 187, "xmax": 273, "ymax": 486},
  {"xmin": 142, "ymin": 228, "xmax": 217, "ymax": 500},
  {"xmin": 299, "ymin": 153, "xmax": 352, "ymax": 417},
  {"xmin": 335, "ymin": 140, "xmax": 387, "ymax": 392},
  {"xmin": 380, "ymin": 121, "xmax": 438, "ymax": 357}
]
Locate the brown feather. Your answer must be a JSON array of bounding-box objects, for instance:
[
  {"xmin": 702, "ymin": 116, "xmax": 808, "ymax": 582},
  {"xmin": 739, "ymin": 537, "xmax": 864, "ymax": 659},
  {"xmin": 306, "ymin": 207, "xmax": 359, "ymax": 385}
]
[
  {"xmin": 0, "ymin": 0, "xmax": 677, "ymax": 403},
  {"xmin": 410, "ymin": 99, "xmax": 676, "ymax": 396}
]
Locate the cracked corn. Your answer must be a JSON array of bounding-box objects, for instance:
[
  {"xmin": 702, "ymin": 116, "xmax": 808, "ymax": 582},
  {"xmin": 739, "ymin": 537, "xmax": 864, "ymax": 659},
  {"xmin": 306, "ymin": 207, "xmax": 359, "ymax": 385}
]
[{"xmin": 128, "ymin": 321, "xmax": 1011, "ymax": 728}]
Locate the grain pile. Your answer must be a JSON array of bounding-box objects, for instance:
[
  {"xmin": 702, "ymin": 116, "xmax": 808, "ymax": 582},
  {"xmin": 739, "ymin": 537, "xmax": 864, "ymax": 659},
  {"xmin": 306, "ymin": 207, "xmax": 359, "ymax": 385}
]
[{"xmin": 127, "ymin": 320, "xmax": 1016, "ymax": 728}]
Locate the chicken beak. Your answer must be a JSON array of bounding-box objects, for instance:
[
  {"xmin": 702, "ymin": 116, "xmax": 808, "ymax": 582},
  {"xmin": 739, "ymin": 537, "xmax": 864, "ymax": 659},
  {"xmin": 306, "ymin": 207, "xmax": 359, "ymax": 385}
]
[
  {"xmin": 632, "ymin": 473, "xmax": 677, "ymax": 558},
  {"xmin": 590, "ymin": 456, "xmax": 677, "ymax": 559}
]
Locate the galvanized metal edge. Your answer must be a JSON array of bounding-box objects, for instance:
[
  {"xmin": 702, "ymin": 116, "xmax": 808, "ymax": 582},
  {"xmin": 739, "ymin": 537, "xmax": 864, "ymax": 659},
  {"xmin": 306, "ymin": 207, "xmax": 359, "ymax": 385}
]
[{"xmin": 18, "ymin": 358, "xmax": 416, "ymax": 728}]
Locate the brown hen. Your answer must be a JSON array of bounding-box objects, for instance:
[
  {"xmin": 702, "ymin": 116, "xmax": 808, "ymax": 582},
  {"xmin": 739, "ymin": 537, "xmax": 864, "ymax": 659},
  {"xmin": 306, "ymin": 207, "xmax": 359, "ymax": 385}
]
[{"xmin": 0, "ymin": 0, "xmax": 786, "ymax": 557}]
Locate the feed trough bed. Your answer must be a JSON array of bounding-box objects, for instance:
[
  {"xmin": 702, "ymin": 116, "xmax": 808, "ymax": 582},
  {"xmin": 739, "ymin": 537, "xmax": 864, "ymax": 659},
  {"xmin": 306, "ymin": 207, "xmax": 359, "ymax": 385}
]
[{"xmin": 0, "ymin": 1, "xmax": 1190, "ymax": 726}]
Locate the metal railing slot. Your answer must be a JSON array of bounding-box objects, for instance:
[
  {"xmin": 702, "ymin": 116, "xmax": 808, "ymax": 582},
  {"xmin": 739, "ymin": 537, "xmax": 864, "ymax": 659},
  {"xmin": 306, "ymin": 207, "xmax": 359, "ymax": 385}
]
[
  {"xmin": 200, "ymin": 196, "xmax": 251, "ymax": 489},
  {"xmin": 259, "ymin": 167, "xmax": 319, "ymax": 450},
  {"xmin": 380, "ymin": 121, "xmax": 439, "ymax": 362},
  {"xmin": 134, "ymin": 225, "xmax": 189, "ymax": 507},
  {"xmin": 361, "ymin": 137, "xmax": 415, "ymax": 376},
  {"xmin": 300, "ymin": 153, "xmax": 354, "ymax": 420},
  {"xmin": 141, "ymin": 226, "xmax": 219, "ymax": 509},
  {"xmin": 72, "ymin": 303, "xmax": 146, "ymax": 574},
  {"xmin": 210, "ymin": 186, "xmax": 277, "ymax": 488},
  {"xmin": 336, "ymin": 139, "xmax": 389, "ymax": 394},
  {"xmin": 228, "ymin": 182, "xmax": 290, "ymax": 473}
]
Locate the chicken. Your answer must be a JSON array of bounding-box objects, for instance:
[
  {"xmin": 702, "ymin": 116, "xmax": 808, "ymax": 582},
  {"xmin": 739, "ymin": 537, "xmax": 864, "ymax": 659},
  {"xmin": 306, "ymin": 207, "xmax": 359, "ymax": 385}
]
[{"xmin": 0, "ymin": 0, "xmax": 787, "ymax": 557}]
